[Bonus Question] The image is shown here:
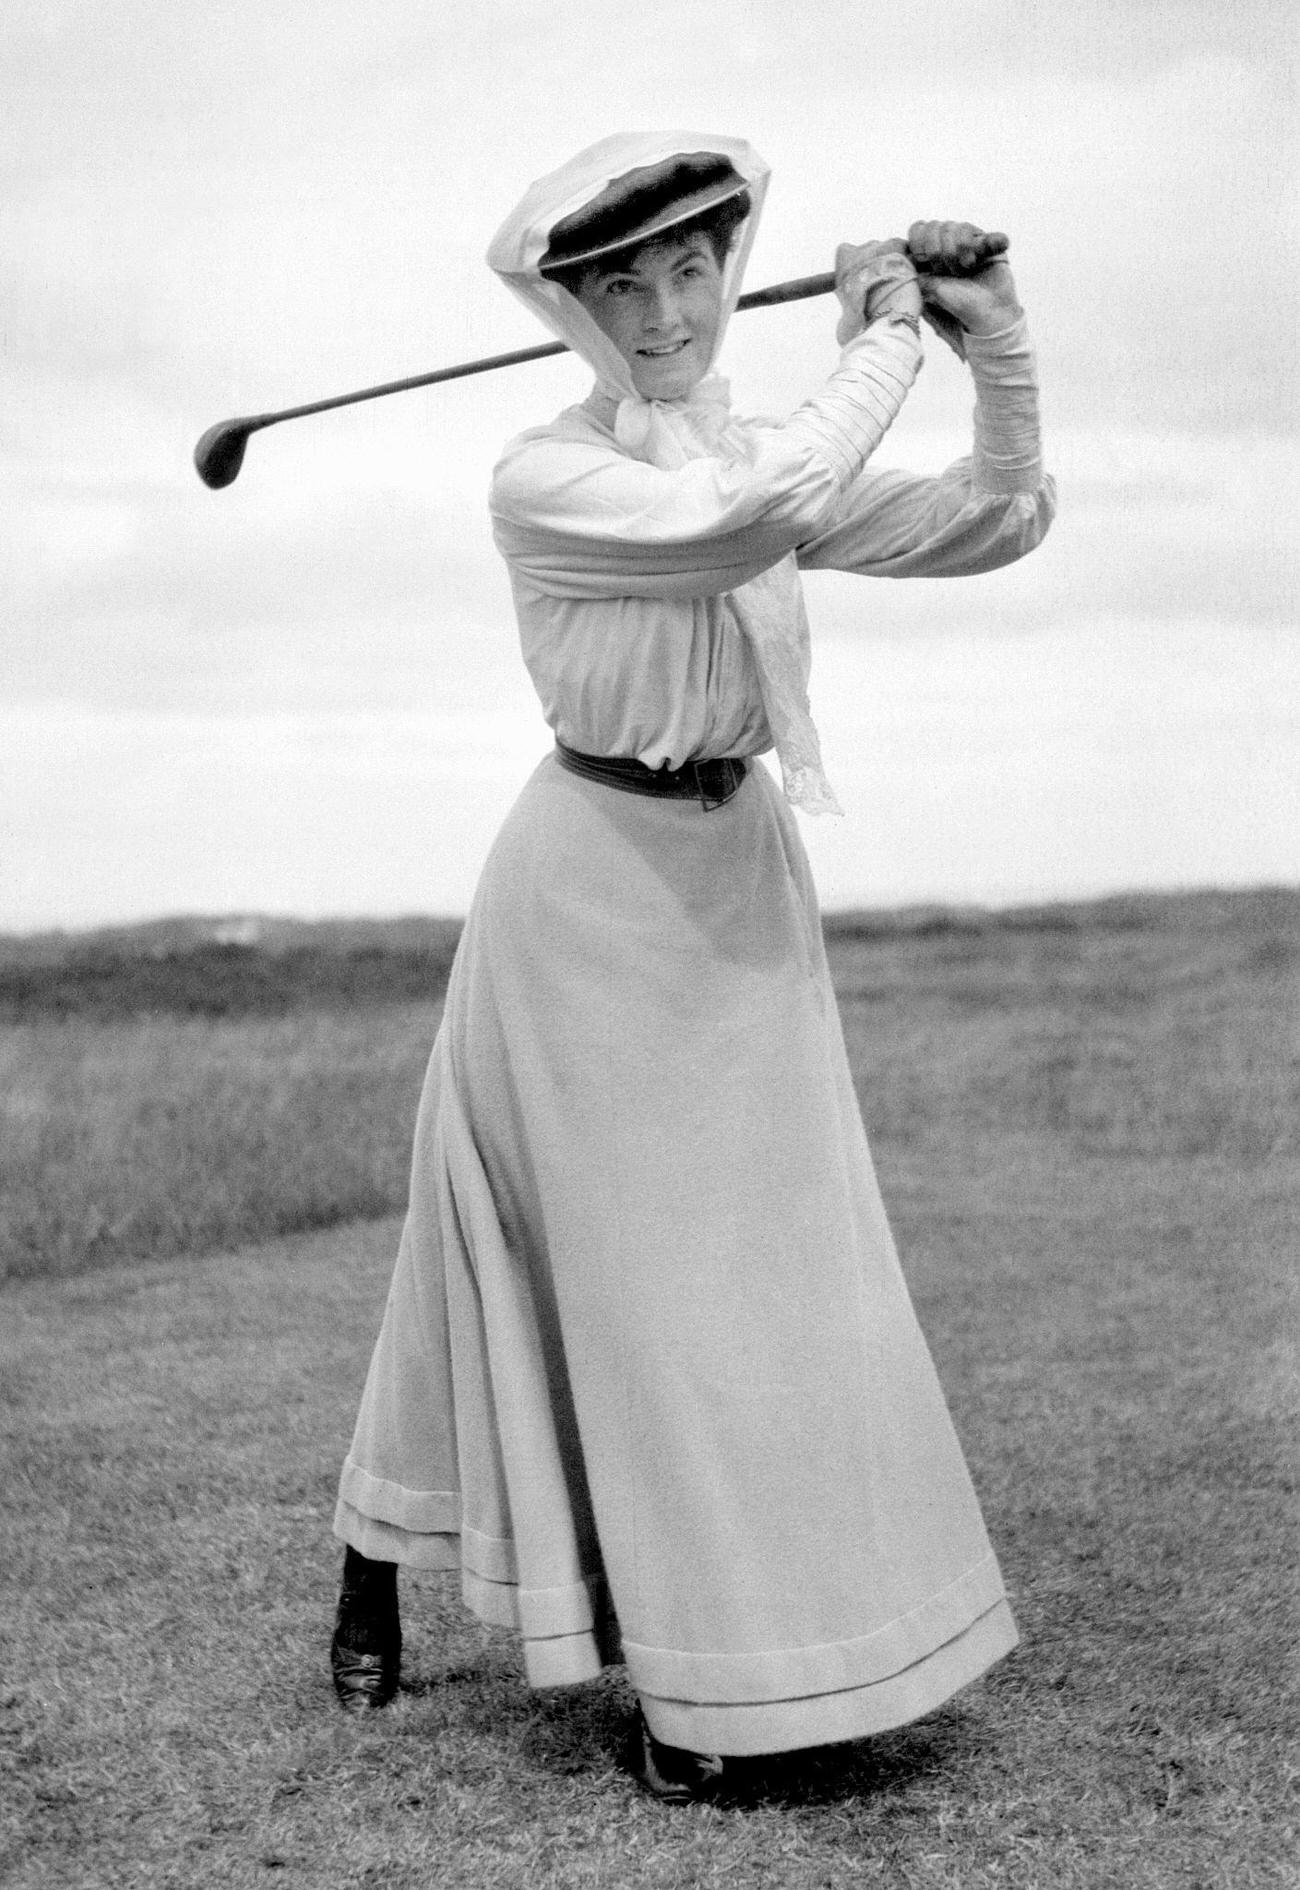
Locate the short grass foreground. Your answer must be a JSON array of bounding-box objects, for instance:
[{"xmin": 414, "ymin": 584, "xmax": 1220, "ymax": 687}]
[{"xmin": 1, "ymin": 890, "xmax": 1296, "ymax": 1887}]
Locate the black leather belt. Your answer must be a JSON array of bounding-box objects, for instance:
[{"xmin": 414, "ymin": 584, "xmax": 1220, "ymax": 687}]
[{"xmin": 555, "ymin": 741, "xmax": 748, "ymax": 811}]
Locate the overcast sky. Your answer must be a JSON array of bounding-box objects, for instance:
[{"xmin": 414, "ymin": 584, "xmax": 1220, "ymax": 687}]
[{"xmin": 2, "ymin": 0, "xmax": 1296, "ymax": 928}]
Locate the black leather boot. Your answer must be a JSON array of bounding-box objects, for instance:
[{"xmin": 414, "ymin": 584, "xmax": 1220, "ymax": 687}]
[{"xmin": 330, "ymin": 1546, "xmax": 401, "ymax": 1713}]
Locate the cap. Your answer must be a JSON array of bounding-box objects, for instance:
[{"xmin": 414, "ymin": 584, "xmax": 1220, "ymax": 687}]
[{"xmin": 539, "ymin": 152, "xmax": 750, "ymax": 276}]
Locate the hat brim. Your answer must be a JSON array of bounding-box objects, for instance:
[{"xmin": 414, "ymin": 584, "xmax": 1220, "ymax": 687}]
[{"xmin": 539, "ymin": 174, "xmax": 751, "ymax": 277}]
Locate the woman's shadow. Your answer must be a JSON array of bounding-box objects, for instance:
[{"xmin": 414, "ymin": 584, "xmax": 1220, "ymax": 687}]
[{"xmin": 510, "ymin": 1666, "xmax": 978, "ymax": 1809}]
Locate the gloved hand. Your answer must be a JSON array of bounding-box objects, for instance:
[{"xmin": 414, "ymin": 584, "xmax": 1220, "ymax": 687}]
[
  {"xmin": 906, "ymin": 221, "xmax": 1021, "ymax": 360},
  {"xmin": 834, "ymin": 240, "xmax": 923, "ymax": 346}
]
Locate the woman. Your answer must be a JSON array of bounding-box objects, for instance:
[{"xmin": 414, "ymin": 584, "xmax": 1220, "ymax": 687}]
[{"xmin": 330, "ymin": 131, "xmax": 1055, "ymax": 1800}]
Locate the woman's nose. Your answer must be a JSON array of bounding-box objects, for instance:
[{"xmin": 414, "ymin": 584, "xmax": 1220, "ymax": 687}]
[{"xmin": 644, "ymin": 283, "xmax": 682, "ymax": 332}]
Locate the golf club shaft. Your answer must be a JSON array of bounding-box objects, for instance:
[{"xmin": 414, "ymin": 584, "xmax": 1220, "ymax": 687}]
[
  {"xmin": 195, "ymin": 236, "xmax": 1007, "ymax": 487},
  {"xmin": 193, "ymin": 270, "xmax": 838, "ymax": 487}
]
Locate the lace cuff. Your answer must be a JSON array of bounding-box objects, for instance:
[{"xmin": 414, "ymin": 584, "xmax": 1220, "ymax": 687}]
[
  {"xmin": 965, "ymin": 316, "xmax": 1044, "ymax": 496},
  {"xmin": 785, "ymin": 321, "xmax": 922, "ymax": 488}
]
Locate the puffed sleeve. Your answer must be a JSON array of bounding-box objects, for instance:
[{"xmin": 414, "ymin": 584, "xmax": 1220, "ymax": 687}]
[
  {"xmin": 490, "ymin": 322, "xmax": 923, "ymax": 600},
  {"xmin": 796, "ymin": 315, "xmax": 1056, "ymax": 578}
]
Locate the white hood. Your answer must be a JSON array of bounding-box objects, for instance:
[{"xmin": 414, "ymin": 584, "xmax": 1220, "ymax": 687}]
[{"xmin": 487, "ymin": 130, "xmax": 770, "ymax": 408}]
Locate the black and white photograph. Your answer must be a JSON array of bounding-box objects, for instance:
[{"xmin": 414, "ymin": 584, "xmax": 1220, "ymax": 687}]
[{"xmin": 2, "ymin": 3, "xmax": 1295, "ymax": 1884}]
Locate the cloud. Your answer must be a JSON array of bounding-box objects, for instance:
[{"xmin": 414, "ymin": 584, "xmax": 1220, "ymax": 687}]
[
  {"xmin": 0, "ymin": 699, "xmax": 550, "ymax": 927},
  {"xmin": 4, "ymin": 414, "xmax": 1295, "ymax": 732},
  {"xmin": 0, "ymin": 469, "xmax": 521, "ymax": 714},
  {"xmin": 1, "ymin": 0, "xmax": 1295, "ymax": 923},
  {"xmin": 5, "ymin": 613, "xmax": 1294, "ymax": 929}
]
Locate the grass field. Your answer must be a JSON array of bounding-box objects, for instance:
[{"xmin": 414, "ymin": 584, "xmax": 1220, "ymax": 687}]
[{"xmin": 1, "ymin": 889, "xmax": 1296, "ymax": 1886}]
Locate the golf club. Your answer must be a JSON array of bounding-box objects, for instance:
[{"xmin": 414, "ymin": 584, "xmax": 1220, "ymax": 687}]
[{"xmin": 194, "ymin": 234, "xmax": 1007, "ymax": 489}]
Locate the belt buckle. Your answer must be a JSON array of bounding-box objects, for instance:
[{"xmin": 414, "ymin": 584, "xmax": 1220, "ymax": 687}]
[{"xmin": 692, "ymin": 757, "xmax": 738, "ymax": 812}]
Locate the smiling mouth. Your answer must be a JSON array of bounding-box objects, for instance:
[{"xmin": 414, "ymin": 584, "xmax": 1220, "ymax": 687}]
[{"xmin": 638, "ymin": 340, "xmax": 690, "ymax": 357}]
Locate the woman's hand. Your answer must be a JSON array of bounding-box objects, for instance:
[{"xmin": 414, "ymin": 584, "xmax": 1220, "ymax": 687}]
[
  {"xmin": 833, "ymin": 240, "xmax": 923, "ymax": 345},
  {"xmin": 906, "ymin": 221, "xmax": 1022, "ymax": 354}
]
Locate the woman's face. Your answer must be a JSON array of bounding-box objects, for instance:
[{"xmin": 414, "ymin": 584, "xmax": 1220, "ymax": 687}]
[{"xmin": 574, "ymin": 233, "xmax": 724, "ymax": 400}]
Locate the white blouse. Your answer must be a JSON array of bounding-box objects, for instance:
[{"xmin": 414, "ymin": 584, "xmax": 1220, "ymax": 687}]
[{"xmin": 490, "ymin": 317, "xmax": 1056, "ymax": 773}]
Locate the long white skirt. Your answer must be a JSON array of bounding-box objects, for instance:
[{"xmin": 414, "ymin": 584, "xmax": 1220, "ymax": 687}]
[{"xmin": 335, "ymin": 752, "xmax": 1016, "ymax": 1755}]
